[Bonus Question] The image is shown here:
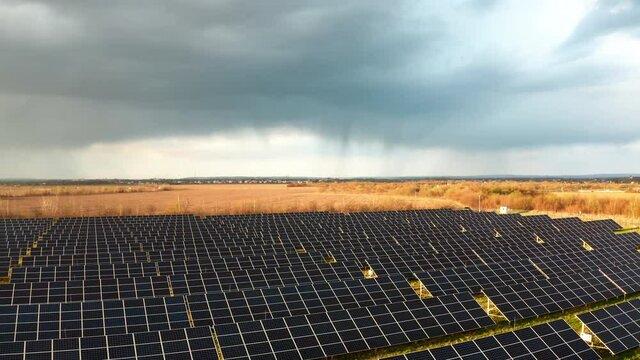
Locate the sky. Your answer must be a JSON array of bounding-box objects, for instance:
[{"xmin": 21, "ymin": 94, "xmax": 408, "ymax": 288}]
[{"xmin": 1, "ymin": 0, "xmax": 640, "ymax": 178}]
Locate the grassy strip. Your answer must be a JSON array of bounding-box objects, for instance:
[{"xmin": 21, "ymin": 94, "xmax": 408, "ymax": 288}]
[{"xmin": 337, "ymin": 291, "xmax": 640, "ymax": 360}]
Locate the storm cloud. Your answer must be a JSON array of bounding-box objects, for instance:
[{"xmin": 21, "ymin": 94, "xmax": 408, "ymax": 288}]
[{"xmin": 1, "ymin": 0, "xmax": 640, "ymax": 176}]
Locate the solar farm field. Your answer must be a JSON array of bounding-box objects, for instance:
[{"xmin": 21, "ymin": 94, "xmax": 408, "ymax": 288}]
[{"xmin": 1, "ymin": 209, "xmax": 639, "ymax": 359}]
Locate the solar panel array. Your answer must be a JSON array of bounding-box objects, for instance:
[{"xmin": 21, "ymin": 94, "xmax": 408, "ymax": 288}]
[
  {"xmin": 415, "ymin": 259, "xmax": 545, "ymax": 297},
  {"xmin": 577, "ymin": 298, "xmax": 640, "ymax": 355},
  {"xmin": 2, "ymin": 326, "xmax": 218, "ymax": 360},
  {"xmin": 483, "ymin": 271, "xmax": 625, "ymax": 322},
  {"xmin": 1, "ymin": 209, "xmax": 638, "ymax": 359},
  {"xmin": 215, "ymin": 293, "xmax": 493, "ymax": 360},
  {"xmin": 384, "ymin": 320, "xmax": 601, "ymax": 360}
]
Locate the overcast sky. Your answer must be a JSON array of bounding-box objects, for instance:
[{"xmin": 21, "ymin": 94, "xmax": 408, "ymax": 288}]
[{"xmin": 1, "ymin": 0, "xmax": 640, "ymax": 178}]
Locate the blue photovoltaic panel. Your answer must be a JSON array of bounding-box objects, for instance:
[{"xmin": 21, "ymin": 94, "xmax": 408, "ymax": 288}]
[
  {"xmin": 577, "ymin": 298, "xmax": 640, "ymax": 355},
  {"xmin": 0, "ymin": 209, "xmax": 630, "ymax": 359},
  {"xmin": 384, "ymin": 320, "xmax": 600, "ymax": 360}
]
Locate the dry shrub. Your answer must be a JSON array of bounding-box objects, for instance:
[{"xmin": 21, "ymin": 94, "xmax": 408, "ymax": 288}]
[{"xmin": 317, "ymin": 181, "xmax": 640, "ymax": 223}]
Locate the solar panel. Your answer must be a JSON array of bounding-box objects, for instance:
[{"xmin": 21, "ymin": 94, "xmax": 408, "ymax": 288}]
[
  {"xmin": 0, "ymin": 276, "xmax": 418, "ymax": 341},
  {"xmin": 214, "ymin": 292, "xmax": 494, "ymax": 359},
  {"xmin": 0, "ymin": 209, "xmax": 630, "ymax": 359},
  {"xmin": 534, "ymin": 251, "xmax": 640, "ymax": 278},
  {"xmin": 0, "ymin": 257, "xmax": 10, "ymax": 278},
  {"xmin": 577, "ymin": 298, "xmax": 640, "ymax": 354},
  {"xmin": 415, "ymin": 259, "xmax": 545, "ymax": 296},
  {"xmin": 384, "ymin": 320, "xmax": 600, "ymax": 360},
  {"xmin": 369, "ymin": 250, "xmax": 483, "ymax": 276},
  {"xmin": 483, "ymin": 271, "xmax": 624, "ymax": 322},
  {"xmin": 2, "ymin": 326, "xmax": 219, "ymax": 360},
  {"xmin": 0, "ymin": 296, "xmax": 192, "ymax": 342},
  {"xmin": 600, "ymin": 264, "xmax": 640, "ymax": 294},
  {"xmin": 583, "ymin": 219, "xmax": 623, "ymax": 231},
  {"xmin": 10, "ymin": 260, "xmax": 364, "ymax": 286}
]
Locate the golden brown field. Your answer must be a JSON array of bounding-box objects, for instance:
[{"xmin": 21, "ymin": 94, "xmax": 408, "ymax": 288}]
[
  {"xmin": 318, "ymin": 181, "xmax": 640, "ymax": 227},
  {"xmin": 0, "ymin": 184, "xmax": 170, "ymax": 198},
  {"xmin": 2, "ymin": 181, "xmax": 640, "ymax": 227},
  {"xmin": 0, "ymin": 184, "xmax": 461, "ymax": 218}
]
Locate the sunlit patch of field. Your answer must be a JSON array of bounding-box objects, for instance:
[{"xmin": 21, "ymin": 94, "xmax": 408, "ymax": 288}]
[
  {"xmin": 3, "ymin": 181, "xmax": 640, "ymax": 228},
  {"xmin": 552, "ymin": 190, "xmax": 640, "ymax": 200},
  {"xmin": 318, "ymin": 181, "xmax": 640, "ymax": 228},
  {"xmin": 0, "ymin": 184, "xmax": 464, "ymax": 218},
  {"xmin": 532, "ymin": 191, "xmax": 640, "ymax": 227}
]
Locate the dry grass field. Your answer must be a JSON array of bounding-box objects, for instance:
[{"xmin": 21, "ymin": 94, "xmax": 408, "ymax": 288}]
[
  {"xmin": 2, "ymin": 181, "xmax": 640, "ymax": 227},
  {"xmin": 0, "ymin": 184, "xmax": 462, "ymax": 218},
  {"xmin": 318, "ymin": 181, "xmax": 640, "ymax": 228},
  {"xmin": 0, "ymin": 184, "xmax": 170, "ymax": 198}
]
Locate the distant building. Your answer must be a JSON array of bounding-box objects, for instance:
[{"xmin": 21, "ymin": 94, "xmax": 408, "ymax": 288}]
[{"xmin": 499, "ymin": 206, "xmax": 510, "ymax": 214}]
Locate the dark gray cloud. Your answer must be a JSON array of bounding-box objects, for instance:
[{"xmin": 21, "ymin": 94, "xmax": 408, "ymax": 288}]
[{"xmin": 0, "ymin": 0, "xmax": 639, "ymax": 154}]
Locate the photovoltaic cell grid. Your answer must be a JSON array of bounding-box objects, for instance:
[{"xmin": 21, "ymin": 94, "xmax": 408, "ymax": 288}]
[
  {"xmin": 0, "ymin": 275, "xmax": 418, "ymax": 342},
  {"xmin": 415, "ymin": 259, "xmax": 545, "ymax": 296},
  {"xmin": 0, "ymin": 296, "xmax": 191, "ymax": 342},
  {"xmin": 8, "ymin": 261, "xmax": 364, "ymax": 289},
  {"xmin": 190, "ymin": 275, "xmax": 418, "ymax": 325},
  {"xmin": 10, "ymin": 251, "xmax": 359, "ymax": 281},
  {"xmin": 0, "ymin": 209, "xmax": 634, "ymax": 359},
  {"xmin": 0, "ymin": 257, "xmax": 9, "ymax": 278},
  {"xmin": 369, "ymin": 250, "xmax": 484, "ymax": 277},
  {"xmin": 17, "ymin": 250, "xmax": 334, "ymax": 270},
  {"xmin": 601, "ymin": 264, "xmax": 640, "ymax": 294},
  {"xmin": 1, "ymin": 326, "xmax": 218, "ymax": 360},
  {"xmin": 384, "ymin": 320, "xmax": 601, "ymax": 360},
  {"xmin": 577, "ymin": 298, "xmax": 640, "ymax": 354},
  {"xmin": 483, "ymin": 271, "xmax": 625, "ymax": 322},
  {"xmin": 6, "ymin": 210, "xmax": 618, "ymax": 260},
  {"xmin": 1, "ymin": 265, "xmax": 408, "ymax": 306},
  {"xmin": 214, "ymin": 293, "xmax": 494, "ymax": 360},
  {"xmin": 0, "ymin": 276, "xmax": 176, "ymax": 305},
  {"xmin": 534, "ymin": 251, "xmax": 640, "ymax": 279}
]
